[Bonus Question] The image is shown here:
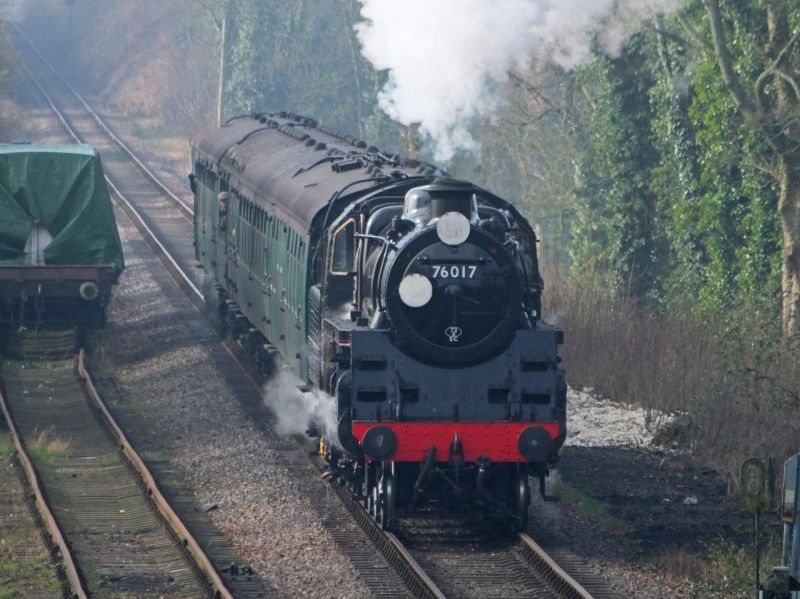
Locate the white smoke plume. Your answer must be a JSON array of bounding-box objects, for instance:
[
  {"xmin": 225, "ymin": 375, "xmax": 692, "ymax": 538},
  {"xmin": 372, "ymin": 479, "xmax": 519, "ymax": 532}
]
[
  {"xmin": 262, "ymin": 365, "xmax": 339, "ymax": 442},
  {"xmin": 0, "ymin": 0, "xmax": 30, "ymax": 22},
  {"xmin": 355, "ymin": 0, "xmax": 680, "ymax": 161}
]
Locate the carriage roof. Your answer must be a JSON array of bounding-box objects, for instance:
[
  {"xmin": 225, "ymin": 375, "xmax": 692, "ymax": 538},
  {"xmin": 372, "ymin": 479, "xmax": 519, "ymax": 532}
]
[{"xmin": 192, "ymin": 113, "xmax": 440, "ymax": 232}]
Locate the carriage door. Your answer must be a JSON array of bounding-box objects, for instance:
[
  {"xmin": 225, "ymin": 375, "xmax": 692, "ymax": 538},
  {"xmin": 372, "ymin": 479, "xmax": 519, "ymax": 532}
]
[{"xmin": 224, "ymin": 185, "xmax": 238, "ymax": 293}]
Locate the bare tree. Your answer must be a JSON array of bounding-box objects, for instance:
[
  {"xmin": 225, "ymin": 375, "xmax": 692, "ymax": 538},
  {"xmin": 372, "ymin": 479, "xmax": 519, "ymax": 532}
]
[{"xmin": 199, "ymin": 0, "xmax": 230, "ymax": 127}]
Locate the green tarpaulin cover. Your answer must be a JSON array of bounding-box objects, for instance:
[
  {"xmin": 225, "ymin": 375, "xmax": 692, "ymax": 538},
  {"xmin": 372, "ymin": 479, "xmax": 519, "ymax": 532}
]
[{"xmin": 0, "ymin": 144, "xmax": 124, "ymax": 272}]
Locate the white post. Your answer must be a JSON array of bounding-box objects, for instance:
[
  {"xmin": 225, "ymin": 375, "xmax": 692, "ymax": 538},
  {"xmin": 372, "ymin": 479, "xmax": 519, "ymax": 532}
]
[{"xmin": 216, "ymin": 15, "xmax": 227, "ymax": 128}]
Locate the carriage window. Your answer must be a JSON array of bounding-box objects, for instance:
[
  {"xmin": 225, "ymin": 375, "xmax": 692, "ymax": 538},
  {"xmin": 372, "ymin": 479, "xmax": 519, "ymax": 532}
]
[{"xmin": 330, "ymin": 219, "xmax": 356, "ymax": 275}]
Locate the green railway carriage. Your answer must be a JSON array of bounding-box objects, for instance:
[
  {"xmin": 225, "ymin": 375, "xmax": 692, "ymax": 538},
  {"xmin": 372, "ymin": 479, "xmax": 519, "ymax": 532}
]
[{"xmin": 191, "ymin": 114, "xmax": 437, "ymax": 378}]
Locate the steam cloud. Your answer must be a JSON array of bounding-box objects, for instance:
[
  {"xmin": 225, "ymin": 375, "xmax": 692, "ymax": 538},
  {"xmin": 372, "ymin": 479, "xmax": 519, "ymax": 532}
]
[
  {"xmin": 355, "ymin": 0, "xmax": 680, "ymax": 161},
  {"xmin": 262, "ymin": 366, "xmax": 339, "ymax": 442},
  {"xmin": 0, "ymin": 1, "xmax": 28, "ymax": 22}
]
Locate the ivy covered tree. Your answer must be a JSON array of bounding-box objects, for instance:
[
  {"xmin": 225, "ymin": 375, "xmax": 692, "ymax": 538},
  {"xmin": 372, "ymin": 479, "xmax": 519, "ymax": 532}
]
[
  {"xmin": 691, "ymin": 0, "xmax": 800, "ymax": 335},
  {"xmin": 223, "ymin": 0, "xmax": 398, "ymax": 146},
  {"xmin": 569, "ymin": 45, "xmax": 666, "ymax": 301}
]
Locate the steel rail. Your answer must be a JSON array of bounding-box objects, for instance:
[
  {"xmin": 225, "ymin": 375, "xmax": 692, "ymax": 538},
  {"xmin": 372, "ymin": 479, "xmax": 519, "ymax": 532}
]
[
  {"xmin": 12, "ymin": 23, "xmax": 194, "ymax": 219},
  {"xmin": 77, "ymin": 351, "xmax": 233, "ymax": 599},
  {"xmin": 385, "ymin": 531, "xmax": 447, "ymax": 599},
  {"xmin": 518, "ymin": 533, "xmax": 594, "ymax": 599},
  {"xmin": 0, "ymin": 369, "xmax": 88, "ymax": 599},
  {"xmin": 384, "ymin": 532, "xmax": 445, "ymax": 599}
]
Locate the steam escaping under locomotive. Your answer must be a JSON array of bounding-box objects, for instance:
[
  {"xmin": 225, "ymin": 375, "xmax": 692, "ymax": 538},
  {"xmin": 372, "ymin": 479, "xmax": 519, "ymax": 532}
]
[{"xmin": 192, "ymin": 113, "xmax": 566, "ymax": 531}]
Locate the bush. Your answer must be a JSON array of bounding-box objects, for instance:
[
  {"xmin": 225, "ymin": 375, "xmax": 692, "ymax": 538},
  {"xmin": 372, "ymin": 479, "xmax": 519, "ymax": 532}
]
[{"xmin": 544, "ymin": 264, "xmax": 800, "ymax": 479}]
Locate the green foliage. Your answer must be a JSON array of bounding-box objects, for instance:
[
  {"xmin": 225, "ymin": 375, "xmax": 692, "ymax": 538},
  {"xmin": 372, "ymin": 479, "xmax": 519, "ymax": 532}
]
[
  {"xmin": 224, "ymin": 0, "xmax": 399, "ymax": 147},
  {"xmin": 570, "ymin": 44, "xmax": 666, "ymax": 300},
  {"xmin": 691, "ymin": 536, "xmax": 782, "ymax": 599},
  {"xmin": 557, "ymin": 5, "xmax": 785, "ymax": 320},
  {"xmin": 665, "ymin": 5, "xmax": 781, "ymax": 318},
  {"xmin": 0, "ymin": 24, "xmax": 16, "ymax": 97}
]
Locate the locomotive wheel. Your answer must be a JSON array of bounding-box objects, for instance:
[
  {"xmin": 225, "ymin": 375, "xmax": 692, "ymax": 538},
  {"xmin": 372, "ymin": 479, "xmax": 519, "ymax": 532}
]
[
  {"xmin": 379, "ymin": 470, "xmax": 396, "ymax": 531},
  {"xmin": 369, "ymin": 484, "xmax": 379, "ymax": 519},
  {"xmin": 514, "ymin": 465, "xmax": 531, "ymax": 532},
  {"xmin": 363, "ymin": 460, "xmax": 376, "ymax": 509}
]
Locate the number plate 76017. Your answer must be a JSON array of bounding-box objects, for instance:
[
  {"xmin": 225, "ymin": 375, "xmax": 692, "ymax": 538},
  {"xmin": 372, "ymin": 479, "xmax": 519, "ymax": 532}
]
[{"xmin": 431, "ymin": 265, "xmax": 478, "ymax": 279}]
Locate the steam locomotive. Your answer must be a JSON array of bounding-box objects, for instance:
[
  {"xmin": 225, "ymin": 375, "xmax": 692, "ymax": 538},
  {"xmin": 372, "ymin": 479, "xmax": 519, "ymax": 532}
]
[{"xmin": 191, "ymin": 113, "xmax": 565, "ymax": 531}]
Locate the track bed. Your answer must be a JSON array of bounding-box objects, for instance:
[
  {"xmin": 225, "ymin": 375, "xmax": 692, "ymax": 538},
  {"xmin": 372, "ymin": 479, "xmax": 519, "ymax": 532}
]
[
  {"xmin": 0, "ymin": 430, "xmax": 64, "ymax": 598},
  {"xmin": 0, "ymin": 349, "xmax": 209, "ymax": 597}
]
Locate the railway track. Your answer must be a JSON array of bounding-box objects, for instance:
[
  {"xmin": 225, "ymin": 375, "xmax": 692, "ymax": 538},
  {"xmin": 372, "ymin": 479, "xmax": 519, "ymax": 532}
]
[
  {"xmin": 0, "ymin": 431, "xmax": 66, "ymax": 598},
  {"xmin": 12, "ymin": 27, "xmax": 617, "ymax": 598},
  {"xmin": 0, "ymin": 330, "xmax": 231, "ymax": 598}
]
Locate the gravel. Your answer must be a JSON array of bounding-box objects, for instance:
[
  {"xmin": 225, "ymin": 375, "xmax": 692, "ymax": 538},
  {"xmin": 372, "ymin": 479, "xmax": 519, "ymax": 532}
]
[
  {"xmin": 1, "ymin": 74, "xmax": 373, "ymax": 598},
  {"xmin": 95, "ymin": 222, "xmax": 372, "ymax": 598}
]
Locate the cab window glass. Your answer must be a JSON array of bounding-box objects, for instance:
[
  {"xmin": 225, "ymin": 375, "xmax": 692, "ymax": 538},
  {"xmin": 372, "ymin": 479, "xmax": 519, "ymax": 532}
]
[{"xmin": 330, "ymin": 219, "xmax": 356, "ymax": 275}]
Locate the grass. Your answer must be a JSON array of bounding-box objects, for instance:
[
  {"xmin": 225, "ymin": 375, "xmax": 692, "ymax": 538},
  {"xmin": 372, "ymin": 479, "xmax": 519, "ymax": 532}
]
[
  {"xmin": 648, "ymin": 536, "xmax": 783, "ymax": 599},
  {"xmin": 0, "ymin": 438, "xmax": 12, "ymax": 458},
  {"xmin": 0, "ymin": 545, "xmax": 19, "ymax": 599},
  {"xmin": 0, "ymin": 545, "xmax": 61, "ymax": 598},
  {"xmin": 26, "ymin": 427, "xmax": 71, "ymax": 464},
  {"xmin": 553, "ymin": 480, "xmax": 634, "ymax": 537}
]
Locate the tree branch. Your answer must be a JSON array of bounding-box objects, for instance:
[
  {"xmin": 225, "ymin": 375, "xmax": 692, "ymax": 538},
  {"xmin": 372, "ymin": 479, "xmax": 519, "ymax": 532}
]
[
  {"xmin": 646, "ymin": 23, "xmax": 692, "ymax": 52},
  {"xmin": 775, "ymin": 69, "xmax": 800, "ymax": 105},
  {"xmin": 507, "ymin": 71, "xmax": 560, "ymax": 112},
  {"xmin": 704, "ymin": 0, "xmax": 762, "ymax": 124},
  {"xmin": 676, "ymin": 12, "xmax": 713, "ymax": 53},
  {"xmin": 773, "ymin": 29, "xmax": 800, "ymax": 70}
]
